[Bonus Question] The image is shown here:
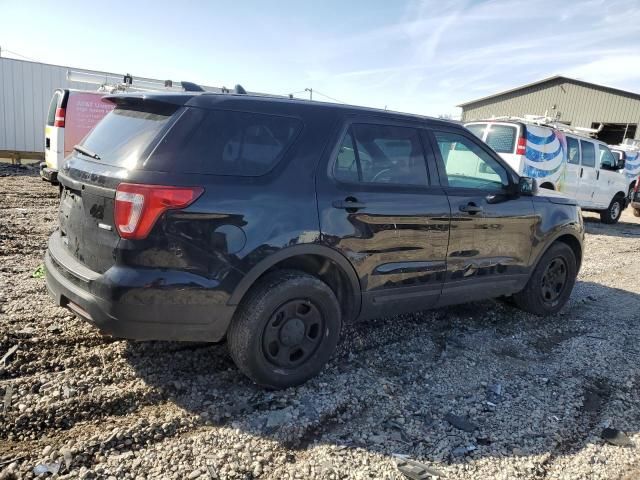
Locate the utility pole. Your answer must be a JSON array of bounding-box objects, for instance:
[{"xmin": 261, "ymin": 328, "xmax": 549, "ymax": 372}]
[{"xmin": 305, "ymin": 87, "xmax": 313, "ymax": 101}]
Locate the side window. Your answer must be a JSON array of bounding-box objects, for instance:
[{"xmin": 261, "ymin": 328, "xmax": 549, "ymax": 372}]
[
  {"xmin": 150, "ymin": 108, "xmax": 301, "ymax": 176},
  {"xmin": 599, "ymin": 145, "xmax": 616, "ymax": 168},
  {"xmin": 580, "ymin": 141, "xmax": 596, "ymax": 168},
  {"xmin": 433, "ymin": 131, "xmax": 509, "ymax": 190},
  {"xmin": 334, "ymin": 131, "xmax": 359, "ymax": 183},
  {"xmin": 333, "ymin": 124, "xmax": 429, "ymax": 186},
  {"xmin": 567, "ymin": 137, "xmax": 580, "ymax": 165}
]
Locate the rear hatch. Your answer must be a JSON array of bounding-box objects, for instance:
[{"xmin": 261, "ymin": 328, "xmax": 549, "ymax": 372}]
[{"xmin": 57, "ymin": 98, "xmax": 183, "ymax": 273}]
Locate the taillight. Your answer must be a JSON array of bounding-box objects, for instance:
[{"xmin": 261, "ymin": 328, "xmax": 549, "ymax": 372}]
[
  {"xmin": 54, "ymin": 107, "xmax": 66, "ymax": 127},
  {"xmin": 516, "ymin": 136, "xmax": 527, "ymax": 155},
  {"xmin": 114, "ymin": 183, "xmax": 204, "ymax": 240}
]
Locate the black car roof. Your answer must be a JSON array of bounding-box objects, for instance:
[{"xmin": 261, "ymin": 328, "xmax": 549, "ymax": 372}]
[{"xmin": 103, "ymin": 91, "xmax": 460, "ymax": 128}]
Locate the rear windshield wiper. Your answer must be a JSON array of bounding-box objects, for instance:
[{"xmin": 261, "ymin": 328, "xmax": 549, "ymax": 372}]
[{"xmin": 73, "ymin": 145, "xmax": 101, "ymax": 160}]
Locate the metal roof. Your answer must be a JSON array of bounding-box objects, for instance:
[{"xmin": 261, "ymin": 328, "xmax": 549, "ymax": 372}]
[{"xmin": 457, "ymin": 76, "xmax": 640, "ymax": 108}]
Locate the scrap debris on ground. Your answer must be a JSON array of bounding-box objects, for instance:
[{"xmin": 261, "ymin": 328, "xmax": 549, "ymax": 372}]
[{"xmin": 1, "ymin": 167, "xmax": 640, "ymax": 479}]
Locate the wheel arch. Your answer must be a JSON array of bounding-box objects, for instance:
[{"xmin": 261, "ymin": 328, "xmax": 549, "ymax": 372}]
[
  {"xmin": 533, "ymin": 232, "xmax": 583, "ymax": 273},
  {"xmin": 539, "ymin": 182, "xmax": 555, "ymax": 190},
  {"xmin": 229, "ymin": 245, "xmax": 362, "ymax": 322}
]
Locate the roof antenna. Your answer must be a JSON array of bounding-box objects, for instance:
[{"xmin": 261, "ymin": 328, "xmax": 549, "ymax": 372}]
[{"xmin": 234, "ymin": 84, "xmax": 247, "ymax": 94}]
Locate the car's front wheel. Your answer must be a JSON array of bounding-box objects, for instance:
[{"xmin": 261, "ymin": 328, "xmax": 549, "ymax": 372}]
[
  {"xmin": 513, "ymin": 242, "xmax": 577, "ymax": 316},
  {"xmin": 227, "ymin": 270, "xmax": 342, "ymax": 389},
  {"xmin": 600, "ymin": 196, "xmax": 624, "ymax": 224}
]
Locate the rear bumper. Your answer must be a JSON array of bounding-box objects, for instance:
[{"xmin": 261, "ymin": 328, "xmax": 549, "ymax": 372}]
[
  {"xmin": 44, "ymin": 231, "xmax": 235, "ymax": 342},
  {"xmin": 39, "ymin": 163, "xmax": 58, "ymax": 184}
]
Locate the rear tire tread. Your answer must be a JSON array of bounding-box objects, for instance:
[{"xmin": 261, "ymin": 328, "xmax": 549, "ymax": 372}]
[{"xmin": 227, "ymin": 270, "xmax": 341, "ymax": 389}]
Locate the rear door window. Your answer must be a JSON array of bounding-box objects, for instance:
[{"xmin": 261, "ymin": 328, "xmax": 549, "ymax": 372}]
[
  {"xmin": 580, "ymin": 140, "xmax": 596, "ymax": 168},
  {"xmin": 333, "ymin": 124, "xmax": 429, "ymax": 186},
  {"xmin": 485, "ymin": 125, "xmax": 517, "ymax": 153},
  {"xmin": 151, "ymin": 108, "xmax": 301, "ymax": 176},
  {"xmin": 567, "ymin": 137, "xmax": 580, "ymax": 165}
]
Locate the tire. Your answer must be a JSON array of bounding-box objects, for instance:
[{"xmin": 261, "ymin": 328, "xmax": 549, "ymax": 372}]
[
  {"xmin": 227, "ymin": 270, "xmax": 342, "ymax": 389},
  {"xmin": 634, "ymin": 208, "xmax": 640, "ymax": 218},
  {"xmin": 513, "ymin": 242, "xmax": 577, "ymax": 316},
  {"xmin": 600, "ymin": 196, "xmax": 624, "ymax": 224}
]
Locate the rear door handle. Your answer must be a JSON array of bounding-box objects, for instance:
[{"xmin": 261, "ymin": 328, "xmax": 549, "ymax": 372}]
[
  {"xmin": 580, "ymin": 167, "xmax": 583, "ymax": 178},
  {"xmin": 596, "ymin": 170, "xmax": 600, "ymax": 180},
  {"xmin": 459, "ymin": 202, "xmax": 483, "ymax": 214},
  {"xmin": 332, "ymin": 198, "xmax": 366, "ymax": 211}
]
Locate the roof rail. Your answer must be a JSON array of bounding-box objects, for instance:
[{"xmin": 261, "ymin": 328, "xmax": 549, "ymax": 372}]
[{"xmin": 488, "ymin": 114, "xmax": 603, "ymax": 138}]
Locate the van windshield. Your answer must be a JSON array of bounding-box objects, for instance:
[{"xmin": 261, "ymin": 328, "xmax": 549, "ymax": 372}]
[{"xmin": 78, "ymin": 104, "xmax": 178, "ymax": 168}]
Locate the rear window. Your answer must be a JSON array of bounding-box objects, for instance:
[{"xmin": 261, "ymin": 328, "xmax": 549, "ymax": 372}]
[
  {"xmin": 465, "ymin": 124, "xmax": 487, "ymax": 139},
  {"xmin": 150, "ymin": 108, "xmax": 301, "ymax": 176},
  {"xmin": 79, "ymin": 105, "xmax": 177, "ymax": 168},
  {"xmin": 46, "ymin": 91, "xmax": 62, "ymax": 126},
  {"xmin": 485, "ymin": 125, "xmax": 517, "ymax": 153}
]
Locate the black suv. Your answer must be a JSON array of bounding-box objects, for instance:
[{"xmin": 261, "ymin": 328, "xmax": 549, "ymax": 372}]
[{"xmin": 45, "ymin": 92, "xmax": 584, "ymax": 388}]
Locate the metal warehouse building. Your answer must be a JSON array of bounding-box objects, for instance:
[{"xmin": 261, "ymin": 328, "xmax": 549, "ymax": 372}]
[
  {"xmin": 458, "ymin": 76, "xmax": 640, "ymax": 145},
  {"xmin": 0, "ymin": 57, "xmax": 222, "ymax": 160}
]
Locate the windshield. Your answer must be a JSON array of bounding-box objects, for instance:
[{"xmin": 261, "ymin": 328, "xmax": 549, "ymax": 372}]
[{"xmin": 78, "ymin": 105, "xmax": 178, "ymax": 168}]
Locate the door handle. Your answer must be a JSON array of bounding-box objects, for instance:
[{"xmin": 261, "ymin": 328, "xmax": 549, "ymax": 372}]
[
  {"xmin": 580, "ymin": 167, "xmax": 583, "ymax": 178},
  {"xmin": 596, "ymin": 170, "xmax": 600, "ymax": 180},
  {"xmin": 332, "ymin": 198, "xmax": 366, "ymax": 211},
  {"xmin": 459, "ymin": 202, "xmax": 483, "ymax": 214}
]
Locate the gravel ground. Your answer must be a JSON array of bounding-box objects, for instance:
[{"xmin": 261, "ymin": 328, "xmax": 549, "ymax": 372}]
[{"xmin": 1, "ymin": 165, "xmax": 640, "ymax": 480}]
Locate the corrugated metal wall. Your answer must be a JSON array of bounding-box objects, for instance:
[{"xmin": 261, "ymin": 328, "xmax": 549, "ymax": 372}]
[
  {"xmin": 0, "ymin": 57, "xmax": 221, "ymax": 154},
  {"xmin": 461, "ymin": 78, "xmax": 640, "ymax": 139}
]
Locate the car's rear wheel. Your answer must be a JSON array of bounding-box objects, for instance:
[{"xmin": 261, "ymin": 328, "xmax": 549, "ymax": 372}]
[
  {"xmin": 227, "ymin": 270, "xmax": 341, "ymax": 389},
  {"xmin": 600, "ymin": 196, "xmax": 623, "ymax": 224},
  {"xmin": 513, "ymin": 242, "xmax": 577, "ymax": 316}
]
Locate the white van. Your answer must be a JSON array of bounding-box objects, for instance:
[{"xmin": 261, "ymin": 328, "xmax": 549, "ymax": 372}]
[
  {"xmin": 41, "ymin": 89, "xmax": 114, "ymax": 183},
  {"xmin": 465, "ymin": 119, "xmax": 629, "ymax": 223},
  {"xmin": 610, "ymin": 139, "xmax": 640, "ymax": 198}
]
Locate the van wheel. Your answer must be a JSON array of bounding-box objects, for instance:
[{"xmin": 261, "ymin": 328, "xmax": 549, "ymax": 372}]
[
  {"xmin": 227, "ymin": 270, "xmax": 341, "ymax": 389},
  {"xmin": 513, "ymin": 242, "xmax": 577, "ymax": 316},
  {"xmin": 600, "ymin": 196, "xmax": 623, "ymax": 224}
]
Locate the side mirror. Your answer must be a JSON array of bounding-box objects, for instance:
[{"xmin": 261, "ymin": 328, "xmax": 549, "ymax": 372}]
[
  {"xmin": 518, "ymin": 176, "xmax": 537, "ymax": 196},
  {"xmin": 616, "ymin": 158, "xmax": 626, "ymax": 170}
]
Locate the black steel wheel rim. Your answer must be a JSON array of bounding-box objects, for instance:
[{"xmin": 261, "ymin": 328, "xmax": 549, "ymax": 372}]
[
  {"xmin": 541, "ymin": 256, "xmax": 568, "ymax": 304},
  {"xmin": 262, "ymin": 299, "xmax": 324, "ymax": 369}
]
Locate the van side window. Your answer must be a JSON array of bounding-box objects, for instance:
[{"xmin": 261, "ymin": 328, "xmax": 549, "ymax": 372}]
[
  {"xmin": 433, "ymin": 131, "xmax": 509, "ymax": 191},
  {"xmin": 599, "ymin": 145, "xmax": 617, "ymax": 168},
  {"xmin": 567, "ymin": 137, "xmax": 580, "ymax": 165},
  {"xmin": 580, "ymin": 141, "xmax": 596, "ymax": 168},
  {"xmin": 333, "ymin": 124, "xmax": 429, "ymax": 186}
]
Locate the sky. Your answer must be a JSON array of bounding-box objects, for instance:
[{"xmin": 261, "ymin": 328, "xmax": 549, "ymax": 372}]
[{"xmin": 2, "ymin": 0, "xmax": 640, "ymax": 117}]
